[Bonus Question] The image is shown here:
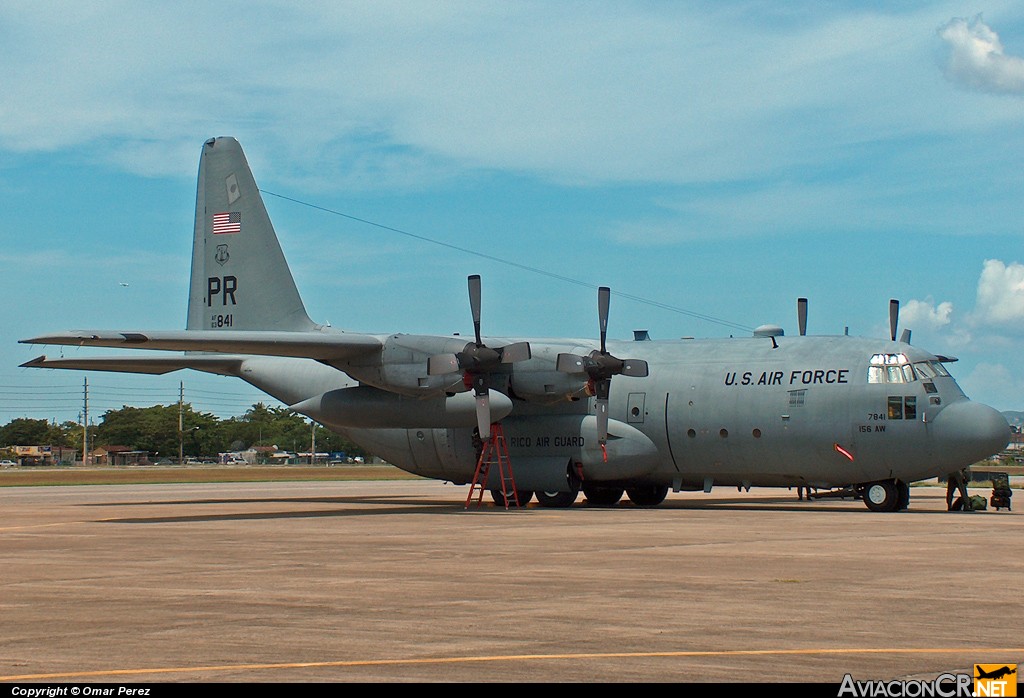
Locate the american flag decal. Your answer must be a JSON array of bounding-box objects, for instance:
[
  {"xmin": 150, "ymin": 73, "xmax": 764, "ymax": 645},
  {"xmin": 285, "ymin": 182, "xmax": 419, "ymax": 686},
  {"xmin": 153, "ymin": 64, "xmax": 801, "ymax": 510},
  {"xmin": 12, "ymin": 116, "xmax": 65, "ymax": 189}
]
[{"xmin": 212, "ymin": 211, "xmax": 241, "ymax": 235}]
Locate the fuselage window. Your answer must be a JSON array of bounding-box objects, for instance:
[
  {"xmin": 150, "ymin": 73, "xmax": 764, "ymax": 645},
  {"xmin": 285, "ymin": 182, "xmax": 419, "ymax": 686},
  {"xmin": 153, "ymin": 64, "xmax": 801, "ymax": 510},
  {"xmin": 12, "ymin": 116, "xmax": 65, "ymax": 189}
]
[
  {"xmin": 887, "ymin": 396, "xmax": 903, "ymax": 420},
  {"xmin": 904, "ymin": 396, "xmax": 917, "ymax": 420}
]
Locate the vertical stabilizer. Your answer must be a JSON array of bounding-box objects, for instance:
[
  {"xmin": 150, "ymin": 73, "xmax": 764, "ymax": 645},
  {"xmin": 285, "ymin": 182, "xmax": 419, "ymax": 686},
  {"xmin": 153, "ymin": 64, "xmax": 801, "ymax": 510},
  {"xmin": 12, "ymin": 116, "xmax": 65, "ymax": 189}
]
[{"xmin": 187, "ymin": 137, "xmax": 317, "ymax": 332}]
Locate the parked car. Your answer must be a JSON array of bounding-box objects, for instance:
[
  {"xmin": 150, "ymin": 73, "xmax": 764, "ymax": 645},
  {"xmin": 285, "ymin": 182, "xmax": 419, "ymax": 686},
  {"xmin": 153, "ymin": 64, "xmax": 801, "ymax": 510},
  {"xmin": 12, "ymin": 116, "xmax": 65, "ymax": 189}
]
[{"xmin": 0, "ymin": 459, "xmax": 17, "ymax": 467}]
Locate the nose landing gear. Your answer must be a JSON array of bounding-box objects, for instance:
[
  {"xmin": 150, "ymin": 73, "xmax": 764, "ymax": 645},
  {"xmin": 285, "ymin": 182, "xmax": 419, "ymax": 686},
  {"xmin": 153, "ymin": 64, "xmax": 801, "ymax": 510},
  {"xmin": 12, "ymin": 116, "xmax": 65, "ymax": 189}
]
[{"xmin": 861, "ymin": 479, "xmax": 910, "ymax": 512}]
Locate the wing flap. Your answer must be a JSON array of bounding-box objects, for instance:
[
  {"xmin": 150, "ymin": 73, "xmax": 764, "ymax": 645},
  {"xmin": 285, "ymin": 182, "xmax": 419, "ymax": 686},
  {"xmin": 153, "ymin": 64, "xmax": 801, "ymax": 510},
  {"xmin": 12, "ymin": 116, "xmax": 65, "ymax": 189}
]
[{"xmin": 20, "ymin": 329, "xmax": 383, "ymax": 361}]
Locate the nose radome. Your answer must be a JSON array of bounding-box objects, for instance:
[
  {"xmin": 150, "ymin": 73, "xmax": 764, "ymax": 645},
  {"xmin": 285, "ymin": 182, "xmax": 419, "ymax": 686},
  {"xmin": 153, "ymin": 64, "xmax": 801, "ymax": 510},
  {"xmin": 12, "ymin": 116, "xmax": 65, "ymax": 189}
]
[{"xmin": 932, "ymin": 399, "xmax": 1011, "ymax": 466}]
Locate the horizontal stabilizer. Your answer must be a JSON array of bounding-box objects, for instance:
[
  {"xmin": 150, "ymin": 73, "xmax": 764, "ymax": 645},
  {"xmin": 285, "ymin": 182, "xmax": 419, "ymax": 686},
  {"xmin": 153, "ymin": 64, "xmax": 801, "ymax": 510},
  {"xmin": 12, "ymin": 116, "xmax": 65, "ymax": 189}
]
[
  {"xmin": 20, "ymin": 329, "xmax": 383, "ymax": 361},
  {"xmin": 20, "ymin": 354, "xmax": 245, "ymax": 376}
]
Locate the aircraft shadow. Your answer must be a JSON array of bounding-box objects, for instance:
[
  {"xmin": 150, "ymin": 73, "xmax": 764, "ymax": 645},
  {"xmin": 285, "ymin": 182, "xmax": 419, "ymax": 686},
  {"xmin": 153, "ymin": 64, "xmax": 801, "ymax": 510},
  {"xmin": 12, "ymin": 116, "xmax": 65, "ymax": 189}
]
[
  {"xmin": 82, "ymin": 495, "xmax": 410, "ymax": 507},
  {"xmin": 89, "ymin": 493, "xmax": 591, "ymax": 523},
  {"xmin": 90, "ymin": 491, "xmax": 961, "ymax": 523}
]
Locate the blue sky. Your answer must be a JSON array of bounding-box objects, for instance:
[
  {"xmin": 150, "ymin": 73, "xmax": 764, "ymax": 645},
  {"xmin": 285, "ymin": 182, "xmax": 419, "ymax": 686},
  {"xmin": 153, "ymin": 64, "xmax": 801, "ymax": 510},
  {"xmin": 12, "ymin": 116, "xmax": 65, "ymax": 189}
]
[{"xmin": 2, "ymin": 1, "xmax": 1023, "ymax": 425}]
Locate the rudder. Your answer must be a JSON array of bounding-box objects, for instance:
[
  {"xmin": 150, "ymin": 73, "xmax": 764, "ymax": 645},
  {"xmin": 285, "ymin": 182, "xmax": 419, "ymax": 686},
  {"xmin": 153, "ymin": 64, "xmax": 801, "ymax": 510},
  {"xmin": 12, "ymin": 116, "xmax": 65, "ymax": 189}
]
[{"xmin": 187, "ymin": 137, "xmax": 317, "ymax": 332}]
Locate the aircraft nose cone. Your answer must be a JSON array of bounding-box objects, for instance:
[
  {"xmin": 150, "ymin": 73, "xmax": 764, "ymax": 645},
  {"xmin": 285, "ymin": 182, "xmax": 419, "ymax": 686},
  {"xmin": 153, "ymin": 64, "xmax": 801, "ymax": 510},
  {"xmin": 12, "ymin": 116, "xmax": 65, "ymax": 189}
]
[{"xmin": 931, "ymin": 400, "xmax": 1011, "ymax": 467}]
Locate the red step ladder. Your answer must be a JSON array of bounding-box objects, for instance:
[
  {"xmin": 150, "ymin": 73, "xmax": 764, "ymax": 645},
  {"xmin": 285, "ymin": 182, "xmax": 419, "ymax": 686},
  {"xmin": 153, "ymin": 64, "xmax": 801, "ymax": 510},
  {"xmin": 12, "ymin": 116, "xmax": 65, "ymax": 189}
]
[{"xmin": 465, "ymin": 423, "xmax": 520, "ymax": 509}]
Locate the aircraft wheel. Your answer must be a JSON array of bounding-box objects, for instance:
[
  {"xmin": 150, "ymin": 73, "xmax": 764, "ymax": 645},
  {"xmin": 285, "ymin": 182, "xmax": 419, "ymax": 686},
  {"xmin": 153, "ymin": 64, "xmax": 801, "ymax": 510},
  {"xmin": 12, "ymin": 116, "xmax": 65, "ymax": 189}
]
[
  {"xmin": 863, "ymin": 480, "xmax": 899, "ymax": 512},
  {"xmin": 626, "ymin": 484, "xmax": 669, "ymax": 507},
  {"xmin": 536, "ymin": 489, "xmax": 578, "ymax": 508},
  {"xmin": 896, "ymin": 480, "xmax": 910, "ymax": 510},
  {"xmin": 491, "ymin": 489, "xmax": 533, "ymax": 508},
  {"xmin": 583, "ymin": 485, "xmax": 624, "ymax": 507}
]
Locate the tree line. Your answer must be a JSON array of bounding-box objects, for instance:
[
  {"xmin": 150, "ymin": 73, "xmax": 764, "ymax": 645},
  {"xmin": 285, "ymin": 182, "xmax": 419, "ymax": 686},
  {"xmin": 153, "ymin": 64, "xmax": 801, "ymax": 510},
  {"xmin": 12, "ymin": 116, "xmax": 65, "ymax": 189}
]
[{"xmin": 0, "ymin": 403, "xmax": 366, "ymax": 460}]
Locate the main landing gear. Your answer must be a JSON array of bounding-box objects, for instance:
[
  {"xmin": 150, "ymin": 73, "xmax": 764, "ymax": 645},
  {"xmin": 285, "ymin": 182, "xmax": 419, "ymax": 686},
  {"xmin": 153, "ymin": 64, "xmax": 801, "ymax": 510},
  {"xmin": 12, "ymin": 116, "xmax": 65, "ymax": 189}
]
[
  {"xmin": 582, "ymin": 484, "xmax": 624, "ymax": 507},
  {"xmin": 625, "ymin": 484, "xmax": 669, "ymax": 507},
  {"xmin": 491, "ymin": 489, "xmax": 534, "ymax": 508},
  {"xmin": 535, "ymin": 488, "xmax": 579, "ymax": 508},
  {"xmin": 581, "ymin": 484, "xmax": 670, "ymax": 507}
]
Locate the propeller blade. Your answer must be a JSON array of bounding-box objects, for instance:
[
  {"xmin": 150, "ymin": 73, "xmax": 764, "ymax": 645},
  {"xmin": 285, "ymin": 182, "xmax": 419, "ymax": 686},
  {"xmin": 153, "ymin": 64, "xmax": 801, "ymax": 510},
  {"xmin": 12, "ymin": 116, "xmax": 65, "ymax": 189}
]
[
  {"xmin": 428, "ymin": 274, "xmax": 524, "ymax": 438},
  {"xmin": 595, "ymin": 396, "xmax": 609, "ymax": 444},
  {"xmin": 899, "ymin": 328, "xmax": 911, "ymax": 344},
  {"xmin": 561, "ymin": 286, "xmax": 647, "ymax": 440},
  {"xmin": 427, "ymin": 353, "xmax": 460, "ymax": 376},
  {"xmin": 889, "ymin": 299, "xmax": 899, "ymax": 342},
  {"xmin": 468, "ymin": 274, "xmax": 482, "ymax": 346},
  {"xmin": 598, "ymin": 286, "xmax": 610, "ymax": 354},
  {"xmin": 500, "ymin": 341, "xmax": 531, "ymax": 364},
  {"xmin": 475, "ymin": 389, "xmax": 491, "ymax": 440},
  {"xmin": 620, "ymin": 359, "xmax": 649, "ymax": 378},
  {"xmin": 798, "ymin": 297, "xmax": 808, "ymax": 336},
  {"xmin": 556, "ymin": 352, "xmax": 585, "ymax": 373}
]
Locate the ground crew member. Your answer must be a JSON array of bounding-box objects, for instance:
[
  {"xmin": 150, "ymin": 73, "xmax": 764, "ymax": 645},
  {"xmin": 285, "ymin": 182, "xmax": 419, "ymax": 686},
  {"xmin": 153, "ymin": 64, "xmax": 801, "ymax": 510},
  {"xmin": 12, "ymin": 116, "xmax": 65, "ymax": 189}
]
[{"xmin": 945, "ymin": 468, "xmax": 970, "ymax": 511}]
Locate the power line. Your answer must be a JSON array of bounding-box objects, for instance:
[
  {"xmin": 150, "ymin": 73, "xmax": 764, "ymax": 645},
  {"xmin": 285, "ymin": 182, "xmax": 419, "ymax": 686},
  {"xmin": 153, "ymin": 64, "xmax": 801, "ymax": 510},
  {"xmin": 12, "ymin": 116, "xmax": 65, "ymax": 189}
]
[
  {"xmin": 260, "ymin": 189, "xmax": 755, "ymax": 333},
  {"xmin": 0, "ymin": 379, "xmax": 278, "ymax": 424}
]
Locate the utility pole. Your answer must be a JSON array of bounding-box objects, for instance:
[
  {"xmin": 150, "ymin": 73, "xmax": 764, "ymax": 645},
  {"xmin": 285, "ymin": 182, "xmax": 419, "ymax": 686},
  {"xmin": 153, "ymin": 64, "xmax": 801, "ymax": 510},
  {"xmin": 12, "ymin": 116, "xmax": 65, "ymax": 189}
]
[
  {"xmin": 82, "ymin": 377, "xmax": 89, "ymax": 465},
  {"xmin": 310, "ymin": 420, "xmax": 316, "ymax": 465},
  {"xmin": 178, "ymin": 381, "xmax": 184, "ymax": 465}
]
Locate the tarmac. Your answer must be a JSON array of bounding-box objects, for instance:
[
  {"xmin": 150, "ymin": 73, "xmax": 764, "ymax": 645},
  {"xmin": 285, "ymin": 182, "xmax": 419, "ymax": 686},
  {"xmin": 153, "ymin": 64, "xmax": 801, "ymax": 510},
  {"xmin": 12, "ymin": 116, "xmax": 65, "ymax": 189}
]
[{"xmin": 0, "ymin": 479, "xmax": 1021, "ymax": 683}]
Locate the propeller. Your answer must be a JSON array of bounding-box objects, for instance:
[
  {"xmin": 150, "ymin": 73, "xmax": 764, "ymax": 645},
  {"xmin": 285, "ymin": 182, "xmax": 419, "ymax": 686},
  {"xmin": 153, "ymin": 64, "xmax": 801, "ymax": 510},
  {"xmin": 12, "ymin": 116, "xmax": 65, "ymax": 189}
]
[
  {"xmin": 889, "ymin": 299, "xmax": 899, "ymax": 342},
  {"xmin": 797, "ymin": 297, "xmax": 808, "ymax": 336},
  {"xmin": 427, "ymin": 274, "xmax": 530, "ymax": 439},
  {"xmin": 557, "ymin": 286, "xmax": 649, "ymax": 448}
]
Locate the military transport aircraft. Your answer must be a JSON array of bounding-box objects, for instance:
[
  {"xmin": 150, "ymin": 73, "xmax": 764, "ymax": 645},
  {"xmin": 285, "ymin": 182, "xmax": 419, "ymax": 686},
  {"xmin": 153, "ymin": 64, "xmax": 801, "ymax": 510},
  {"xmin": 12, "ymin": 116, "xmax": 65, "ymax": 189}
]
[{"xmin": 20, "ymin": 137, "xmax": 1011, "ymax": 511}]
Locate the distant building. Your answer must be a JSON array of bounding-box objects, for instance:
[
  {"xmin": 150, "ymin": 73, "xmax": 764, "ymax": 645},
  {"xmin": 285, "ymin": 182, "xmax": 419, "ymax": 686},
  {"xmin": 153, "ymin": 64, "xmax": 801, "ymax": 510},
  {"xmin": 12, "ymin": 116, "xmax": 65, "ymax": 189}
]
[
  {"xmin": 51, "ymin": 446, "xmax": 78, "ymax": 464},
  {"xmin": 4, "ymin": 446, "xmax": 79, "ymax": 466},
  {"xmin": 12, "ymin": 445, "xmax": 54, "ymax": 466},
  {"xmin": 91, "ymin": 446, "xmax": 150, "ymax": 466}
]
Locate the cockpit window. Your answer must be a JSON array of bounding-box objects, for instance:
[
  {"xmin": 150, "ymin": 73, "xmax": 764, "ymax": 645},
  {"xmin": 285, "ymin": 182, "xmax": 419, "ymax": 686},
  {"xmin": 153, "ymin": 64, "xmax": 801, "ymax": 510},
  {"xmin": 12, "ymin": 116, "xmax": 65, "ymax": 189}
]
[
  {"xmin": 912, "ymin": 360, "xmax": 951, "ymax": 379},
  {"xmin": 870, "ymin": 356, "xmax": 952, "ymax": 383},
  {"xmin": 912, "ymin": 361, "xmax": 937, "ymax": 379},
  {"xmin": 868, "ymin": 353, "xmax": 913, "ymax": 383}
]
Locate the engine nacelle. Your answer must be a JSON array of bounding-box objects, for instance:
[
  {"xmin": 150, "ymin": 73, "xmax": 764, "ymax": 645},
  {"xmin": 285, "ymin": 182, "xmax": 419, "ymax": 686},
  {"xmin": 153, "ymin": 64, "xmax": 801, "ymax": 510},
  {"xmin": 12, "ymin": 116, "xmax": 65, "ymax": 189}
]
[
  {"xmin": 291, "ymin": 385, "xmax": 513, "ymax": 429},
  {"xmin": 333, "ymin": 334, "xmax": 470, "ymax": 397},
  {"xmin": 508, "ymin": 369, "xmax": 588, "ymax": 404},
  {"xmin": 507, "ymin": 343, "xmax": 593, "ymax": 404}
]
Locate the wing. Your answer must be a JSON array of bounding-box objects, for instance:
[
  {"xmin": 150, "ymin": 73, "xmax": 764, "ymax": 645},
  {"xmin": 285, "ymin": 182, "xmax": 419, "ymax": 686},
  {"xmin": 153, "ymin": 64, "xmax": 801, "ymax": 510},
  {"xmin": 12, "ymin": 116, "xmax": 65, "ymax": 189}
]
[{"xmin": 19, "ymin": 354, "xmax": 247, "ymax": 375}]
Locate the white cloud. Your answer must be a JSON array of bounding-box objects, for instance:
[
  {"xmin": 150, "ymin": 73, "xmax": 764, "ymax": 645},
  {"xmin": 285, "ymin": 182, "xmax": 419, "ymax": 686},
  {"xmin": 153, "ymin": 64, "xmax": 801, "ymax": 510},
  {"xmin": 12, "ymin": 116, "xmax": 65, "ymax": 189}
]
[
  {"xmin": 0, "ymin": 2, "xmax": 1002, "ymax": 189},
  {"xmin": 938, "ymin": 15, "xmax": 1024, "ymax": 94},
  {"xmin": 972, "ymin": 259, "xmax": 1024, "ymax": 325},
  {"xmin": 902, "ymin": 296, "xmax": 954, "ymax": 329}
]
